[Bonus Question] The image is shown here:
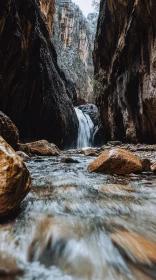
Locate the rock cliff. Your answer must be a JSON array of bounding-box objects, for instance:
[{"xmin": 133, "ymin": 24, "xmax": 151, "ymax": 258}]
[
  {"xmin": 94, "ymin": 0, "xmax": 156, "ymax": 143},
  {"xmin": 0, "ymin": 0, "xmax": 78, "ymax": 148},
  {"xmin": 53, "ymin": 0, "xmax": 98, "ymax": 103}
]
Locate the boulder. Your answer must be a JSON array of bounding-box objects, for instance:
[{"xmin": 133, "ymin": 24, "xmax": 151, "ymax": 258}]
[
  {"xmin": 151, "ymin": 163, "xmax": 156, "ymax": 173},
  {"xmin": 0, "ymin": 136, "xmax": 31, "ymax": 216},
  {"xmin": 88, "ymin": 148, "xmax": 142, "ymax": 175},
  {"xmin": 111, "ymin": 231, "xmax": 156, "ymax": 266},
  {"xmin": 140, "ymin": 159, "xmax": 151, "ymax": 172},
  {"xmin": 0, "ymin": 111, "xmax": 19, "ymax": 150},
  {"xmin": 26, "ymin": 140, "xmax": 60, "ymax": 156}
]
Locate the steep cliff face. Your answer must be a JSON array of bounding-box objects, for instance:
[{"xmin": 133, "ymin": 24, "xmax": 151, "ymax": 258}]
[
  {"xmin": 94, "ymin": 0, "xmax": 156, "ymax": 143},
  {"xmin": 53, "ymin": 0, "xmax": 98, "ymax": 103},
  {"xmin": 0, "ymin": 0, "xmax": 78, "ymax": 148}
]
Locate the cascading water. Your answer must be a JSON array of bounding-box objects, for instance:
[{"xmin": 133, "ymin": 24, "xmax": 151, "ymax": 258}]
[{"xmin": 75, "ymin": 108, "xmax": 94, "ymax": 148}]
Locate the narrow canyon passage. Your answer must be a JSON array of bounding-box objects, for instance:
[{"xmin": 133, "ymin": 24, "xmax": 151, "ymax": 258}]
[{"xmin": 0, "ymin": 0, "xmax": 156, "ymax": 279}]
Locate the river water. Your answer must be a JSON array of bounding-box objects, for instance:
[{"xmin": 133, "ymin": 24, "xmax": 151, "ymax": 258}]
[{"xmin": 0, "ymin": 146, "xmax": 156, "ymax": 280}]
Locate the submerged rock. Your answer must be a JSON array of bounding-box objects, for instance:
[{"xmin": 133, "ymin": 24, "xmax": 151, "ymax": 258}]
[
  {"xmin": 151, "ymin": 163, "xmax": 156, "ymax": 173},
  {"xmin": 61, "ymin": 158, "xmax": 79, "ymax": 163},
  {"xmin": 88, "ymin": 148, "xmax": 142, "ymax": 175},
  {"xmin": 99, "ymin": 184, "xmax": 136, "ymax": 195},
  {"xmin": 0, "ymin": 136, "xmax": 31, "ymax": 216},
  {"xmin": 0, "ymin": 251, "xmax": 23, "ymax": 278},
  {"xmin": 0, "ymin": 111, "xmax": 19, "ymax": 150},
  {"xmin": 26, "ymin": 140, "xmax": 60, "ymax": 156},
  {"xmin": 111, "ymin": 231, "xmax": 156, "ymax": 266}
]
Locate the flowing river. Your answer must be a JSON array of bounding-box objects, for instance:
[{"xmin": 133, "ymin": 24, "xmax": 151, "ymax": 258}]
[{"xmin": 0, "ymin": 145, "xmax": 156, "ymax": 280}]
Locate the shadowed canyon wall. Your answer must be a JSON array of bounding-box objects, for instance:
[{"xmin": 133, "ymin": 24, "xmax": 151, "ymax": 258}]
[
  {"xmin": 0, "ymin": 0, "xmax": 78, "ymax": 148},
  {"xmin": 94, "ymin": 0, "xmax": 156, "ymax": 143},
  {"xmin": 53, "ymin": 0, "xmax": 98, "ymax": 103}
]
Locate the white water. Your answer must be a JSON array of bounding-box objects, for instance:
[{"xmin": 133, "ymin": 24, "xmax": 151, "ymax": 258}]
[{"xmin": 75, "ymin": 108, "xmax": 94, "ymax": 149}]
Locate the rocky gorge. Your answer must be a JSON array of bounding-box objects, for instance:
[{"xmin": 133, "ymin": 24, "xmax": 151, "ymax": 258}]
[{"xmin": 0, "ymin": 0, "xmax": 156, "ymax": 279}]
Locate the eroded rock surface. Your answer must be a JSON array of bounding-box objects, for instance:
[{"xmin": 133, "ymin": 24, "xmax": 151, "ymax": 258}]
[
  {"xmin": 0, "ymin": 136, "xmax": 31, "ymax": 216},
  {"xmin": 0, "ymin": 0, "xmax": 78, "ymax": 148},
  {"xmin": 94, "ymin": 0, "xmax": 156, "ymax": 143}
]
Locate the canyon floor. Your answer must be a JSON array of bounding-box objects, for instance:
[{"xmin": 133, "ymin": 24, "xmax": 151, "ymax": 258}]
[{"xmin": 0, "ymin": 144, "xmax": 156, "ymax": 280}]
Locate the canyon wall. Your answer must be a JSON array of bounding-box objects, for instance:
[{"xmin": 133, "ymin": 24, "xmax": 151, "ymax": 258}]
[
  {"xmin": 53, "ymin": 0, "xmax": 98, "ymax": 103},
  {"xmin": 94, "ymin": 0, "xmax": 156, "ymax": 143},
  {"xmin": 0, "ymin": 0, "xmax": 78, "ymax": 148}
]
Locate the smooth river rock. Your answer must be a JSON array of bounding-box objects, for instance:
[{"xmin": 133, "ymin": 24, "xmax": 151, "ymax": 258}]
[
  {"xmin": 88, "ymin": 148, "xmax": 142, "ymax": 175},
  {"xmin": 0, "ymin": 136, "xmax": 31, "ymax": 216},
  {"xmin": 26, "ymin": 140, "xmax": 60, "ymax": 156}
]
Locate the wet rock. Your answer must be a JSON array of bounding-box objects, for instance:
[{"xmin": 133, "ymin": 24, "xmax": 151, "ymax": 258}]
[
  {"xmin": 151, "ymin": 163, "xmax": 156, "ymax": 173},
  {"xmin": 99, "ymin": 184, "xmax": 136, "ymax": 195},
  {"xmin": 88, "ymin": 148, "xmax": 142, "ymax": 175},
  {"xmin": 16, "ymin": 151, "xmax": 30, "ymax": 161},
  {"xmin": 0, "ymin": 111, "xmax": 19, "ymax": 150},
  {"xmin": 111, "ymin": 231, "xmax": 156, "ymax": 266},
  {"xmin": 82, "ymin": 148, "xmax": 99, "ymax": 157},
  {"xmin": 0, "ymin": 251, "xmax": 23, "ymax": 278},
  {"xmin": 61, "ymin": 158, "xmax": 79, "ymax": 163},
  {"xmin": 78, "ymin": 104, "xmax": 100, "ymax": 126},
  {"xmin": 18, "ymin": 143, "xmax": 31, "ymax": 154},
  {"xmin": 140, "ymin": 159, "xmax": 151, "ymax": 172},
  {"xmin": 26, "ymin": 140, "xmax": 60, "ymax": 156},
  {"xmin": 0, "ymin": 136, "xmax": 31, "ymax": 216}
]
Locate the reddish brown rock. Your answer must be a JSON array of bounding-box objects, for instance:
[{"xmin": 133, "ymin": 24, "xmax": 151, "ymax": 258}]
[
  {"xmin": 88, "ymin": 148, "xmax": 142, "ymax": 174},
  {"xmin": 0, "ymin": 111, "xmax": 19, "ymax": 150},
  {"xmin": 0, "ymin": 136, "xmax": 31, "ymax": 216},
  {"xmin": 26, "ymin": 140, "xmax": 60, "ymax": 156},
  {"xmin": 111, "ymin": 231, "xmax": 156, "ymax": 265}
]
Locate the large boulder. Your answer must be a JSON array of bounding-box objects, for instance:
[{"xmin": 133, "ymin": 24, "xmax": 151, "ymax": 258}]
[
  {"xmin": 88, "ymin": 148, "xmax": 142, "ymax": 175},
  {"xmin": 26, "ymin": 140, "xmax": 60, "ymax": 156},
  {"xmin": 0, "ymin": 111, "xmax": 19, "ymax": 150},
  {"xmin": 0, "ymin": 136, "xmax": 31, "ymax": 216}
]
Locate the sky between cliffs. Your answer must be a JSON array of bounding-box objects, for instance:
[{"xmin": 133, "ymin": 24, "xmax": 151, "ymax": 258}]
[{"xmin": 73, "ymin": 0, "xmax": 94, "ymax": 17}]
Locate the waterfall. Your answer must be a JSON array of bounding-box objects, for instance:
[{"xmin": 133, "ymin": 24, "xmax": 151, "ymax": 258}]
[{"xmin": 75, "ymin": 108, "xmax": 94, "ymax": 149}]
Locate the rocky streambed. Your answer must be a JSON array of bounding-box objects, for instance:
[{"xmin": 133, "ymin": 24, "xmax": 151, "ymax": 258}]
[{"xmin": 0, "ymin": 144, "xmax": 156, "ymax": 280}]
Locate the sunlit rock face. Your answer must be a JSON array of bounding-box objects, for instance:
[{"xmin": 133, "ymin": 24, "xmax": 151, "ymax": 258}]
[
  {"xmin": 53, "ymin": 0, "xmax": 98, "ymax": 103},
  {"xmin": 0, "ymin": 0, "xmax": 78, "ymax": 148},
  {"xmin": 40, "ymin": 0, "xmax": 55, "ymax": 34},
  {"xmin": 94, "ymin": 0, "xmax": 156, "ymax": 143}
]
